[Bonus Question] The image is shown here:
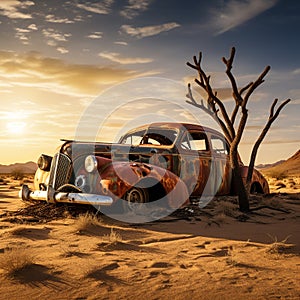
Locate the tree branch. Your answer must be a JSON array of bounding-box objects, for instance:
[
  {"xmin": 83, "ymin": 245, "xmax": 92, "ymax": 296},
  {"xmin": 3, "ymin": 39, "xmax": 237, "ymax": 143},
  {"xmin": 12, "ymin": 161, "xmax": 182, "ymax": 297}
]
[
  {"xmin": 186, "ymin": 83, "xmax": 233, "ymax": 142},
  {"xmin": 223, "ymin": 48, "xmax": 243, "ymax": 105},
  {"xmin": 243, "ymin": 66, "xmax": 271, "ymax": 107},
  {"xmin": 187, "ymin": 53, "xmax": 235, "ymax": 141},
  {"xmin": 246, "ymin": 98, "xmax": 291, "ymax": 185}
]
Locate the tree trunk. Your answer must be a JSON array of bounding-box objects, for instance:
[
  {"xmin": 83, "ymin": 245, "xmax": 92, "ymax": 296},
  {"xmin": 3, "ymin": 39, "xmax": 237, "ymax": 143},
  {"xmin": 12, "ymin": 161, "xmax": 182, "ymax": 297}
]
[
  {"xmin": 230, "ymin": 147, "xmax": 249, "ymax": 212},
  {"xmin": 232, "ymin": 167, "xmax": 249, "ymax": 212}
]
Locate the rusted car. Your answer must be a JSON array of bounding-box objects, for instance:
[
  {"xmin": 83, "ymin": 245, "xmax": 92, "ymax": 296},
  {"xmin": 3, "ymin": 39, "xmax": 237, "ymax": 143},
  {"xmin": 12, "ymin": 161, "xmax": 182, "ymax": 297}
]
[{"xmin": 20, "ymin": 123, "xmax": 269, "ymax": 212}]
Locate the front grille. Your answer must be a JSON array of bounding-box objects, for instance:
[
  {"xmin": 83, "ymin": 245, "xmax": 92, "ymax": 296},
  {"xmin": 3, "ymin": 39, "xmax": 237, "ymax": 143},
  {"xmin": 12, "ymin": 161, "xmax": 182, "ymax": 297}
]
[{"xmin": 48, "ymin": 153, "xmax": 72, "ymax": 190}]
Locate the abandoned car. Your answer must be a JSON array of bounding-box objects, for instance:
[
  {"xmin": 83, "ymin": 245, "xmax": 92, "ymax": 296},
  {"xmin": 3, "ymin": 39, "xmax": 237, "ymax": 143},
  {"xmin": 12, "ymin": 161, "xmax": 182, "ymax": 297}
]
[{"xmin": 20, "ymin": 123, "xmax": 269, "ymax": 212}]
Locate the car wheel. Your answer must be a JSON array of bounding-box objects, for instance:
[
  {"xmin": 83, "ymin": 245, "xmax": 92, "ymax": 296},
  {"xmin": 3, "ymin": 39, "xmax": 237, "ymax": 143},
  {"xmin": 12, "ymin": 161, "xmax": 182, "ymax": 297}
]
[
  {"xmin": 250, "ymin": 182, "xmax": 263, "ymax": 194},
  {"xmin": 123, "ymin": 187, "xmax": 149, "ymax": 214}
]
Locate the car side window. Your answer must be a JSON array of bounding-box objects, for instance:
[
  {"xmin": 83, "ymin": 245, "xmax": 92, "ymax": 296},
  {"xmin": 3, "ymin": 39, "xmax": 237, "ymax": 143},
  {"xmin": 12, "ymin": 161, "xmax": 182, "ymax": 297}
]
[
  {"xmin": 141, "ymin": 129, "xmax": 178, "ymax": 146},
  {"xmin": 211, "ymin": 135, "xmax": 229, "ymax": 155},
  {"xmin": 143, "ymin": 137, "xmax": 160, "ymax": 145},
  {"xmin": 121, "ymin": 130, "xmax": 145, "ymax": 145},
  {"xmin": 181, "ymin": 131, "xmax": 208, "ymax": 151}
]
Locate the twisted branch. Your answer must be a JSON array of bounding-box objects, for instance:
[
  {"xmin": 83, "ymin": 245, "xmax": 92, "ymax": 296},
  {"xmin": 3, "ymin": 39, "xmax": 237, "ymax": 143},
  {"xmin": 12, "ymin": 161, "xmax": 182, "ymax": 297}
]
[
  {"xmin": 246, "ymin": 98, "xmax": 291, "ymax": 185},
  {"xmin": 186, "ymin": 52, "xmax": 235, "ymax": 141},
  {"xmin": 186, "ymin": 83, "xmax": 232, "ymax": 142}
]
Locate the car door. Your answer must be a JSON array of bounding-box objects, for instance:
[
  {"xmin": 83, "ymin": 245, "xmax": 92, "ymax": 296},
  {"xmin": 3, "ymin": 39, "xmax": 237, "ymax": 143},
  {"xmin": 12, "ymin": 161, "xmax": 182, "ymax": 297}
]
[
  {"xmin": 209, "ymin": 134, "xmax": 232, "ymax": 195},
  {"xmin": 178, "ymin": 130, "xmax": 212, "ymax": 196}
]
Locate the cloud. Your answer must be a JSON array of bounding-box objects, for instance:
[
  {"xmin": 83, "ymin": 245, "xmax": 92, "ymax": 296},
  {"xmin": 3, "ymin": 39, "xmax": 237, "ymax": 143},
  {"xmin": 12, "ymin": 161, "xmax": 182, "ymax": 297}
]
[
  {"xmin": 114, "ymin": 41, "xmax": 128, "ymax": 46},
  {"xmin": 15, "ymin": 34, "xmax": 29, "ymax": 44},
  {"xmin": 291, "ymin": 99, "xmax": 300, "ymax": 105},
  {"xmin": 42, "ymin": 28, "xmax": 72, "ymax": 43},
  {"xmin": 120, "ymin": 0, "xmax": 153, "ymax": 19},
  {"xmin": 14, "ymin": 24, "xmax": 38, "ymax": 45},
  {"xmin": 15, "ymin": 27, "xmax": 30, "ymax": 45},
  {"xmin": 242, "ymin": 139, "xmax": 300, "ymax": 145},
  {"xmin": 76, "ymin": 0, "xmax": 114, "ymax": 15},
  {"xmin": 292, "ymin": 69, "xmax": 300, "ymax": 75},
  {"xmin": 86, "ymin": 31, "xmax": 103, "ymax": 39},
  {"xmin": 0, "ymin": 51, "xmax": 150, "ymax": 97},
  {"xmin": 16, "ymin": 27, "xmax": 30, "ymax": 33},
  {"xmin": 211, "ymin": 0, "xmax": 278, "ymax": 35},
  {"xmin": 183, "ymin": 75, "xmax": 235, "ymax": 101},
  {"xmin": 0, "ymin": 0, "xmax": 34, "ymax": 19},
  {"xmin": 45, "ymin": 14, "xmax": 75, "ymax": 24},
  {"xmin": 98, "ymin": 52, "xmax": 153, "ymax": 64},
  {"xmin": 46, "ymin": 40, "xmax": 57, "ymax": 47},
  {"xmin": 190, "ymin": 86, "xmax": 233, "ymax": 102},
  {"xmin": 245, "ymin": 125, "xmax": 267, "ymax": 131},
  {"xmin": 120, "ymin": 22, "xmax": 180, "ymax": 38},
  {"xmin": 28, "ymin": 23, "xmax": 37, "ymax": 30},
  {"xmin": 57, "ymin": 47, "xmax": 69, "ymax": 54}
]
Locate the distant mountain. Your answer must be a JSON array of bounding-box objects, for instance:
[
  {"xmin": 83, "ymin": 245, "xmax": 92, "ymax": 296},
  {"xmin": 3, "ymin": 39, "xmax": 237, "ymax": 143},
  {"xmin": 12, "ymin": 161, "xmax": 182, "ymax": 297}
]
[
  {"xmin": 256, "ymin": 160, "xmax": 286, "ymax": 169},
  {"xmin": 0, "ymin": 161, "xmax": 37, "ymax": 174},
  {"xmin": 261, "ymin": 150, "xmax": 300, "ymax": 176}
]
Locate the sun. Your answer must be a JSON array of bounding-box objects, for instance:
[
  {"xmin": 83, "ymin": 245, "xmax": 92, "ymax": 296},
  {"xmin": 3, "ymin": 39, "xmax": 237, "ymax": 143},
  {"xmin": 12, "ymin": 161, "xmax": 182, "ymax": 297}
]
[{"xmin": 6, "ymin": 121, "xmax": 26, "ymax": 134}]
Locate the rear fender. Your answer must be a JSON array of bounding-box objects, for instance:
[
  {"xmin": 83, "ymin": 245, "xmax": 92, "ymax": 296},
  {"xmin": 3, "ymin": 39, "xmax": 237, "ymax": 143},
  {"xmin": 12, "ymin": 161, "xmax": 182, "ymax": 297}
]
[{"xmin": 239, "ymin": 166, "xmax": 269, "ymax": 194}]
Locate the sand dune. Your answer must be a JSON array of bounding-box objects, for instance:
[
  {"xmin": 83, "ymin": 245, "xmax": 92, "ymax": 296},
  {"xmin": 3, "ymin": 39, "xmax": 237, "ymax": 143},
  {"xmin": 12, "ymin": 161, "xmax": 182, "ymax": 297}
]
[{"xmin": 0, "ymin": 176, "xmax": 299, "ymax": 299}]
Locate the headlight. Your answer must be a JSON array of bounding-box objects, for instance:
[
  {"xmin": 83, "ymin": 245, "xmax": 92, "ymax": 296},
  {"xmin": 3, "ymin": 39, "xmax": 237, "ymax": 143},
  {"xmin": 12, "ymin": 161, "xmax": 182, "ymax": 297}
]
[
  {"xmin": 37, "ymin": 154, "xmax": 52, "ymax": 171},
  {"xmin": 85, "ymin": 155, "xmax": 98, "ymax": 173}
]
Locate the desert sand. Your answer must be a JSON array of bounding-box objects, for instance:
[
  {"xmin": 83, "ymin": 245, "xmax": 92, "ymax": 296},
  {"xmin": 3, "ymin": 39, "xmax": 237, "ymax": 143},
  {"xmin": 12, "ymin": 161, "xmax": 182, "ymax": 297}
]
[{"xmin": 0, "ymin": 175, "xmax": 299, "ymax": 300}]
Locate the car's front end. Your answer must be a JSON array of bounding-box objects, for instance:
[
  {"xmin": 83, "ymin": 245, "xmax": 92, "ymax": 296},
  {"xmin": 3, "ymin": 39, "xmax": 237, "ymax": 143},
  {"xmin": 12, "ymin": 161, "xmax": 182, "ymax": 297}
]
[
  {"xmin": 20, "ymin": 140, "xmax": 189, "ymax": 211},
  {"xmin": 20, "ymin": 150, "xmax": 114, "ymax": 206}
]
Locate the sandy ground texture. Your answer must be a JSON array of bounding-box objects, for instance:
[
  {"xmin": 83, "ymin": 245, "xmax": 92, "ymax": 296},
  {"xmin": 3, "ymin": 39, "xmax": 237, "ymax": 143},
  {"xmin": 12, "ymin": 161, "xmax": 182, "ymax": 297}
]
[{"xmin": 0, "ymin": 175, "xmax": 299, "ymax": 300}]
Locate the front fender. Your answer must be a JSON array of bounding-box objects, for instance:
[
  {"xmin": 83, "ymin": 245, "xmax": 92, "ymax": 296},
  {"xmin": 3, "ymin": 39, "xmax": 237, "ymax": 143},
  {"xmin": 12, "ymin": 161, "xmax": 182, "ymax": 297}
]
[
  {"xmin": 98, "ymin": 161, "xmax": 189, "ymax": 208},
  {"xmin": 33, "ymin": 168, "xmax": 50, "ymax": 190}
]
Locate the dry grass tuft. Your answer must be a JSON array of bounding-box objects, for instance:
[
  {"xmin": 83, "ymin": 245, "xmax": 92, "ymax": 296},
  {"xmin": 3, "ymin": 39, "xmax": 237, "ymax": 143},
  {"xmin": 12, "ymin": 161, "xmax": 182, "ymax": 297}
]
[
  {"xmin": 0, "ymin": 177, "xmax": 7, "ymax": 185},
  {"xmin": 261, "ymin": 197, "xmax": 284, "ymax": 209},
  {"xmin": 20, "ymin": 178, "xmax": 34, "ymax": 187},
  {"xmin": 226, "ymin": 246, "xmax": 238, "ymax": 266},
  {"xmin": 212, "ymin": 213, "xmax": 229, "ymax": 225},
  {"xmin": 74, "ymin": 212, "xmax": 103, "ymax": 233},
  {"xmin": 59, "ymin": 244, "xmax": 85, "ymax": 258},
  {"xmin": 267, "ymin": 171, "xmax": 288, "ymax": 180},
  {"xmin": 215, "ymin": 200, "xmax": 240, "ymax": 218},
  {"xmin": 104, "ymin": 228, "xmax": 122, "ymax": 244},
  {"xmin": 0, "ymin": 247, "xmax": 35, "ymax": 277},
  {"xmin": 274, "ymin": 181, "xmax": 286, "ymax": 188},
  {"xmin": 266, "ymin": 235, "xmax": 294, "ymax": 256},
  {"xmin": 11, "ymin": 169, "xmax": 24, "ymax": 180}
]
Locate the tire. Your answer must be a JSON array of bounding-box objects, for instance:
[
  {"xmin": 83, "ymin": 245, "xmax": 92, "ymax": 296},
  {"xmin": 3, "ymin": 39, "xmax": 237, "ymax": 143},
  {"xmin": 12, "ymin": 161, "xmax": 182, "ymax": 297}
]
[
  {"xmin": 250, "ymin": 182, "xmax": 263, "ymax": 194},
  {"xmin": 123, "ymin": 187, "xmax": 149, "ymax": 214}
]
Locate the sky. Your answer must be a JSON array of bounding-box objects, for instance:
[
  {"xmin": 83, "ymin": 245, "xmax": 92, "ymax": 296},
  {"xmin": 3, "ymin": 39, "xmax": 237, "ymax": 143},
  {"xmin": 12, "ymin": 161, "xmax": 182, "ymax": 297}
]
[{"xmin": 0, "ymin": 0, "xmax": 299, "ymax": 165}]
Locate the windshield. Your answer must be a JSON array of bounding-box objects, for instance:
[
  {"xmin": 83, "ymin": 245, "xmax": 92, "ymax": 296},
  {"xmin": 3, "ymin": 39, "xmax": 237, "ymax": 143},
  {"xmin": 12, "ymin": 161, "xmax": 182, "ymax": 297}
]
[{"xmin": 119, "ymin": 128, "xmax": 178, "ymax": 146}]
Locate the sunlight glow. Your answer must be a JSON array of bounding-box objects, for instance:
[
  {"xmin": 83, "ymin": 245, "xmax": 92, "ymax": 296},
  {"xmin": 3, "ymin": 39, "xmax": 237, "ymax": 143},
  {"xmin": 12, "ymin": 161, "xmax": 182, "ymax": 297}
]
[{"xmin": 6, "ymin": 121, "xmax": 26, "ymax": 134}]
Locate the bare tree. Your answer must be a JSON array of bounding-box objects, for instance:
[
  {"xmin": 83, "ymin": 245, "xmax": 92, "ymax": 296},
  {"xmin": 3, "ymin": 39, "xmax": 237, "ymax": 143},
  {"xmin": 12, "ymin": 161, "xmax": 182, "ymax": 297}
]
[{"xmin": 186, "ymin": 47, "xmax": 290, "ymax": 211}]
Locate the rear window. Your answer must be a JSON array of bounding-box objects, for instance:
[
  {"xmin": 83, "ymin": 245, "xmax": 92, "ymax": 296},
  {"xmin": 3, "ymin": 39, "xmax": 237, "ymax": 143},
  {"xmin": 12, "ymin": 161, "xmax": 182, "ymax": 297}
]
[
  {"xmin": 180, "ymin": 131, "xmax": 208, "ymax": 151},
  {"xmin": 211, "ymin": 135, "xmax": 229, "ymax": 155}
]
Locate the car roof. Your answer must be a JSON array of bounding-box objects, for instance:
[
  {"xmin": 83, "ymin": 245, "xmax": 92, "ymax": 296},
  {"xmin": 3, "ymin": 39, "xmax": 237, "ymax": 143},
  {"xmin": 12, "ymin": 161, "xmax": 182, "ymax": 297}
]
[{"xmin": 124, "ymin": 122, "xmax": 224, "ymax": 137}]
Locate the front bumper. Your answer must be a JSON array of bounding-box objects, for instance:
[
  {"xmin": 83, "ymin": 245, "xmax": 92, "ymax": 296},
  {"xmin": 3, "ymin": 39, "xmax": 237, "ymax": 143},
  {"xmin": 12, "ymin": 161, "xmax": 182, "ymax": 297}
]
[{"xmin": 19, "ymin": 185, "xmax": 113, "ymax": 206}]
